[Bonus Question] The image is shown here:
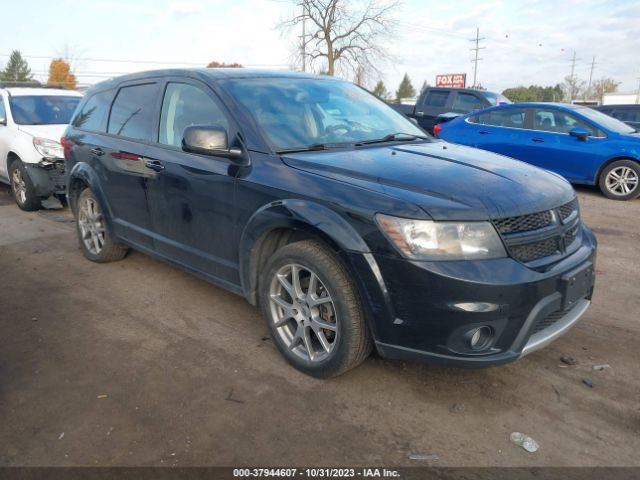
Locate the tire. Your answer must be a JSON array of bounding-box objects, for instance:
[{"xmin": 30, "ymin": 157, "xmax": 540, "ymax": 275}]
[
  {"xmin": 9, "ymin": 159, "xmax": 41, "ymax": 211},
  {"xmin": 75, "ymin": 188, "xmax": 129, "ymax": 262},
  {"xmin": 259, "ymin": 239, "xmax": 373, "ymax": 378},
  {"xmin": 599, "ymin": 159, "xmax": 640, "ymax": 201}
]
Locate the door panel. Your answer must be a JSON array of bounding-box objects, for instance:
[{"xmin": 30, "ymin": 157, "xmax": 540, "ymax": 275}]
[
  {"xmin": 144, "ymin": 80, "xmax": 239, "ymax": 284},
  {"xmin": 520, "ymin": 108, "xmax": 604, "ymax": 181}
]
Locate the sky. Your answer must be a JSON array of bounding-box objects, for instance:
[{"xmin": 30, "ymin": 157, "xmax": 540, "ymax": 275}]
[{"xmin": 1, "ymin": 0, "xmax": 639, "ymax": 96}]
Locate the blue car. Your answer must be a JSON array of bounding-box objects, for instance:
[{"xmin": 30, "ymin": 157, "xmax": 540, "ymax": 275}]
[{"xmin": 436, "ymin": 103, "xmax": 640, "ymax": 200}]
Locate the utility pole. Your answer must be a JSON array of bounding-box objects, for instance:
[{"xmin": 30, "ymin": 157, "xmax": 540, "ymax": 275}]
[
  {"xmin": 586, "ymin": 56, "xmax": 596, "ymax": 100},
  {"xmin": 469, "ymin": 27, "xmax": 485, "ymax": 88},
  {"xmin": 568, "ymin": 51, "xmax": 579, "ymax": 102}
]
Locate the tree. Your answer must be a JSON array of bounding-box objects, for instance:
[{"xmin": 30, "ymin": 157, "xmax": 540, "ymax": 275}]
[
  {"xmin": 279, "ymin": 0, "xmax": 399, "ymax": 79},
  {"xmin": 591, "ymin": 77, "xmax": 620, "ymax": 103},
  {"xmin": 0, "ymin": 50, "xmax": 33, "ymax": 82},
  {"xmin": 206, "ymin": 61, "xmax": 243, "ymax": 68},
  {"xmin": 372, "ymin": 80, "xmax": 389, "ymax": 99},
  {"xmin": 502, "ymin": 84, "xmax": 564, "ymax": 103},
  {"xmin": 420, "ymin": 80, "xmax": 429, "ymax": 92},
  {"xmin": 395, "ymin": 73, "xmax": 415, "ymax": 102},
  {"xmin": 47, "ymin": 58, "xmax": 77, "ymax": 89},
  {"xmin": 562, "ymin": 75, "xmax": 585, "ymax": 102}
]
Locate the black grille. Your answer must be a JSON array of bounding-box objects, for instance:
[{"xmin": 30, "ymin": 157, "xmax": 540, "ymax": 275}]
[
  {"xmin": 558, "ymin": 199, "xmax": 578, "ymax": 223},
  {"xmin": 565, "ymin": 225, "xmax": 578, "ymax": 246},
  {"xmin": 493, "ymin": 210, "xmax": 553, "ymax": 234},
  {"xmin": 532, "ymin": 309, "xmax": 566, "ymax": 334},
  {"xmin": 510, "ymin": 238, "xmax": 558, "ymax": 263}
]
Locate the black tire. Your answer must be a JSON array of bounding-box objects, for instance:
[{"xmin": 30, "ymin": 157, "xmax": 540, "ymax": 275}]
[
  {"xmin": 9, "ymin": 159, "xmax": 41, "ymax": 211},
  {"xmin": 599, "ymin": 159, "xmax": 640, "ymax": 201},
  {"xmin": 259, "ymin": 239, "xmax": 373, "ymax": 378},
  {"xmin": 75, "ymin": 187, "xmax": 129, "ymax": 262}
]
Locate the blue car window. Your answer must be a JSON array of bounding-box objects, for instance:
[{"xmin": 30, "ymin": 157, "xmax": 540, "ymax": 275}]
[
  {"xmin": 471, "ymin": 109, "xmax": 526, "ymax": 128},
  {"xmin": 533, "ymin": 109, "xmax": 597, "ymax": 136}
]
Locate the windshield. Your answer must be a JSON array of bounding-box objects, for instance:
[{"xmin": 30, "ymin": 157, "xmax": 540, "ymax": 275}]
[
  {"xmin": 574, "ymin": 106, "xmax": 636, "ymax": 134},
  {"xmin": 222, "ymin": 77, "xmax": 427, "ymax": 151},
  {"xmin": 482, "ymin": 91, "xmax": 512, "ymax": 105},
  {"xmin": 9, "ymin": 95, "xmax": 81, "ymax": 125}
]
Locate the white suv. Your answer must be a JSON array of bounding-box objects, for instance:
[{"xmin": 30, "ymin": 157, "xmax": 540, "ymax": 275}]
[{"xmin": 0, "ymin": 84, "xmax": 82, "ymax": 210}]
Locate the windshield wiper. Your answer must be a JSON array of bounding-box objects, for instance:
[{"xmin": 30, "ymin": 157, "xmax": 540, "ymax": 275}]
[
  {"xmin": 355, "ymin": 132, "xmax": 430, "ymax": 146},
  {"xmin": 276, "ymin": 143, "xmax": 349, "ymax": 154}
]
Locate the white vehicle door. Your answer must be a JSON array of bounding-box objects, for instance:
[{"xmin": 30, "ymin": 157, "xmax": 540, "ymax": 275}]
[{"xmin": 0, "ymin": 94, "xmax": 14, "ymax": 179}]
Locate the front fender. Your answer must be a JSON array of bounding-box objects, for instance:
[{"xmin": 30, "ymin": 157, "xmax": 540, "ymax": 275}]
[{"xmin": 238, "ymin": 199, "xmax": 371, "ymax": 302}]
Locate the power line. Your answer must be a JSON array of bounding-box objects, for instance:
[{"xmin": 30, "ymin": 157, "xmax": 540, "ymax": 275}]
[
  {"xmin": 469, "ymin": 27, "xmax": 485, "ymax": 88},
  {"xmin": 0, "ymin": 53, "xmax": 288, "ymax": 68}
]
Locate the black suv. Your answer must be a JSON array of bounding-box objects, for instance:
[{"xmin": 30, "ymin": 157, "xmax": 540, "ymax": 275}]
[{"xmin": 64, "ymin": 69, "xmax": 597, "ymax": 377}]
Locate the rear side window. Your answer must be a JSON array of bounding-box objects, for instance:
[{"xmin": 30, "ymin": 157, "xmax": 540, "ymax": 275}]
[
  {"xmin": 159, "ymin": 83, "xmax": 229, "ymax": 146},
  {"xmin": 72, "ymin": 91, "xmax": 112, "ymax": 132},
  {"xmin": 452, "ymin": 93, "xmax": 485, "ymax": 112},
  {"xmin": 108, "ymin": 83, "xmax": 158, "ymax": 141},
  {"xmin": 612, "ymin": 109, "xmax": 640, "ymax": 123},
  {"xmin": 471, "ymin": 109, "xmax": 526, "ymax": 128},
  {"xmin": 422, "ymin": 91, "xmax": 449, "ymax": 107}
]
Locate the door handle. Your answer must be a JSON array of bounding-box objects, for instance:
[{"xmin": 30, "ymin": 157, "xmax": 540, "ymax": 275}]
[
  {"xmin": 415, "ymin": 111, "xmax": 425, "ymax": 117},
  {"xmin": 532, "ymin": 138, "xmax": 545, "ymax": 143},
  {"xmin": 90, "ymin": 147, "xmax": 104, "ymax": 156},
  {"xmin": 144, "ymin": 159, "xmax": 165, "ymax": 172},
  {"xmin": 479, "ymin": 130, "xmax": 489, "ymax": 135}
]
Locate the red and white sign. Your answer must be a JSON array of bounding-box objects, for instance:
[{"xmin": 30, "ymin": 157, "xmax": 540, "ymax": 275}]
[{"xmin": 436, "ymin": 73, "xmax": 466, "ymax": 88}]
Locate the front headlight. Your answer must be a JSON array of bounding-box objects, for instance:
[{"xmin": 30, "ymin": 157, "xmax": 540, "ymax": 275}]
[
  {"xmin": 376, "ymin": 214, "xmax": 507, "ymax": 261},
  {"xmin": 33, "ymin": 137, "xmax": 64, "ymax": 159}
]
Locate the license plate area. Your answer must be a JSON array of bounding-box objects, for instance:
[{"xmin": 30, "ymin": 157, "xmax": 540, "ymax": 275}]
[{"xmin": 560, "ymin": 262, "xmax": 594, "ymax": 311}]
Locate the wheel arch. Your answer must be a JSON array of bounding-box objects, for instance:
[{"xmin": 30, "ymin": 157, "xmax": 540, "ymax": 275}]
[
  {"xmin": 595, "ymin": 155, "xmax": 640, "ymax": 184},
  {"xmin": 67, "ymin": 162, "xmax": 114, "ymax": 225},
  {"xmin": 239, "ymin": 199, "xmax": 370, "ymax": 306}
]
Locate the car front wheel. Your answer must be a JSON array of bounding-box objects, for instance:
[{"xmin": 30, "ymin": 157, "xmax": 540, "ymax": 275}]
[
  {"xmin": 9, "ymin": 160, "xmax": 41, "ymax": 211},
  {"xmin": 260, "ymin": 240, "xmax": 372, "ymax": 378},
  {"xmin": 599, "ymin": 159, "xmax": 640, "ymax": 200}
]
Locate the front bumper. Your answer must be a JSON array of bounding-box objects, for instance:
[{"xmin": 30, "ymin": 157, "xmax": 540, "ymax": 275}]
[
  {"xmin": 348, "ymin": 224, "xmax": 597, "ymax": 368},
  {"xmin": 24, "ymin": 159, "xmax": 66, "ymax": 196}
]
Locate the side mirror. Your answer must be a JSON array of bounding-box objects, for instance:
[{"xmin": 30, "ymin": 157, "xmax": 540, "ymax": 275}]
[
  {"xmin": 409, "ymin": 118, "xmax": 418, "ymax": 126},
  {"xmin": 569, "ymin": 127, "xmax": 589, "ymax": 141},
  {"xmin": 182, "ymin": 125, "xmax": 244, "ymax": 161}
]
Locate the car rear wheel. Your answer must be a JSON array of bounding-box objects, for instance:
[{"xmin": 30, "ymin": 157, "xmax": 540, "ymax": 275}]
[
  {"xmin": 599, "ymin": 160, "xmax": 640, "ymax": 200},
  {"xmin": 9, "ymin": 160, "xmax": 41, "ymax": 211},
  {"xmin": 76, "ymin": 188, "xmax": 129, "ymax": 262},
  {"xmin": 259, "ymin": 240, "xmax": 372, "ymax": 378}
]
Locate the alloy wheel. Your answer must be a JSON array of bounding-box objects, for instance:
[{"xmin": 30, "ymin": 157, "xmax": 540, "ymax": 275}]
[
  {"xmin": 605, "ymin": 166, "xmax": 639, "ymax": 196},
  {"xmin": 268, "ymin": 263, "xmax": 338, "ymax": 362},
  {"xmin": 11, "ymin": 168, "xmax": 27, "ymax": 205},
  {"xmin": 78, "ymin": 197, "xmax": 106, "ymax": 255}
]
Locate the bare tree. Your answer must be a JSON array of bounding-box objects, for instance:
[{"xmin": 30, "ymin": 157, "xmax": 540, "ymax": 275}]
[
  {"xmin": 279, "ymin": 0, "xmax": 399, "ymax": 80},
  {"xmin": 562, "ymin": 74, "xmax": 585, "ymax": 102},
  {"xmin": 592, "ymin": 77, "xmax": 620, "ymax": 103}
]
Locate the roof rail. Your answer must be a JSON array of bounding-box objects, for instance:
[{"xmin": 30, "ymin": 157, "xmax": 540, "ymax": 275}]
[{"xmin": 0, "ymin": 81, "xmax": 66, "ymax": 89}]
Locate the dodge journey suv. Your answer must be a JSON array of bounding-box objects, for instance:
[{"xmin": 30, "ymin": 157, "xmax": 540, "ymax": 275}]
[{"xmin": 63, "ymin": 69, "xmax": 597, "ymax": 377}]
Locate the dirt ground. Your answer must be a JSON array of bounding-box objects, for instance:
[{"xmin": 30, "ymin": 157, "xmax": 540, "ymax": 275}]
[{"xmin": 0, "ymin": 184, "xmax": 638, "ymax": 467}]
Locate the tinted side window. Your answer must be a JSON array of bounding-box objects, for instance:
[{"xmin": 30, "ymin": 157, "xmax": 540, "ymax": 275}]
[
  {"xmin": 422, "ymin": 91, "xmax": 449, "ymax": 107},
  {"xmin": 72, "ymin": 91, "xmax": 112, "ymax": 132},
  {"xmin": 533, "ymin": 109, "xmax": 596, "ymax": 135},
  {"xmin": 452, "ymin": 93, "xmax": 485, "ymax": 112},
  {"xmin": 0, "ymin": 97, "xmax": 5, "ymax": 120},
  {"xmin": 159, "ymin": 83, "xmax": 229, "ymax": 146},
  {"xmin": 471, "ymin": 109, "xmax": 526, "ymax": 128},
  {"xmin": 107, "ymin": 83, "xmax": 158, "ymax": 141}
]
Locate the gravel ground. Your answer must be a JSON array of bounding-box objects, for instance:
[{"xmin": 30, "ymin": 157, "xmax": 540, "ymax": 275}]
[{"xmin": 0, "ymin": 184, "xmax": 638, "ymax": 467}]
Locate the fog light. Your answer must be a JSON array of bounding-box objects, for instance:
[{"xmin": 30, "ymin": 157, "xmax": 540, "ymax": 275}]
[{"xmin": 469, "ymin": 326, "xmax": 493, "ymax": 350}]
